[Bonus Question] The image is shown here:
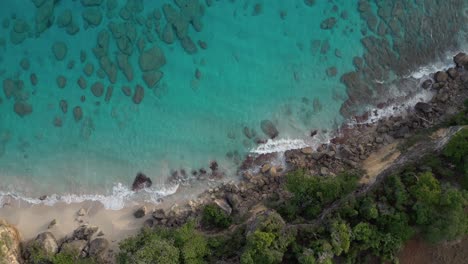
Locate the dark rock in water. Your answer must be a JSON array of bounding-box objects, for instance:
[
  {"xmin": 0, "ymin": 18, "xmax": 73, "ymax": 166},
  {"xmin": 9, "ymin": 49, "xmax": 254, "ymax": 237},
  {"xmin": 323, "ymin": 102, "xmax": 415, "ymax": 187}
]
[
  {"xmin": 56, "ymin": 75, "xmax": 67, "ymax": 89},
  {"xmin": 20, "ymin": 58, "xmax": 30, "ymax": 70},
  {"xmin": 421, "ymin": 79, "xmax": 433, "ymax": 89},
  {"xmin": 81, "ymin": 0, "xmax": 103, "ymax": 6},
  {"xmin": 132, "ymin": 85, "xmax": 144, "ymax": 104},
  {"xmin": 73, "ymin": 106, "xmax": 83, "ymax": 122},
  {"xmin": 52, "ymin": 42, "xmax": 67, "ymax": 61},
  {"xmin": 57, "ymin": 9, "xmax": 72, "ymax": 27},
  {"xmin": 415, "ymin": 102, "xmax": 432, "ymax": 113},
  {"xmin": 104, "ymin": 86, "xmax": 113, "ymax": 102},
  {"xmin": 60, "ymin": 100, "xmax": 69, "ymax": 113},
  {"xmin": 82, "ymin": 8, "xmax": 103, "ymax": 27},
  {"xmin": 77, "ymin": 76, "xmax": 87, "ymax": 89},
  {"xmin": 30, "ymin": 74, "xmax": 38, "ymax": 86},
  {"xmin": 122, "ymin": 86, "xmax": 132, "ymax": 96},
  {"xmin": 198, "ymin": 40, "xmax": 207, "ymax": 49},
  {"xmin": 210, "ymin": 161, "xmax": 218, "ymax": 171},
  {"xmin": 117, "ymin": 53, "xmax": 134, "ymax": 82},
  {"xmin": 14, "ymin": 101, "xmax": 32, "ymax": 117},
  {"xmin": 180, "ymin": 36, "xmax": 197, "ymax": 54},
  {"xmin": 80, "ymin": 50, "xmax": 87, "ymax": 63},
  {"xmin": 199, "ymin": 168, "xmax": 207, "ymax": 175},
  {"xmin": 139, "ymin": 46, "xmax": 166, "ymax": 72},
  {"xmin": 3, "ymin": 78, "xmax": 15, "ymax": 99},
  {"xmin": 320, "ymin": 17, "xmax": 337, "ymax": 30},
  {"xmin": 91, "ymin": 82, "xmax": 104, "ymax": 97},
  {"xmin": 326, "ymin": 66, "xmax": 338, "ymax": 77},
  {"xmin": 53, "ymin": 117, "xmax": 62, "ymax": 127},
  {"xmin": 454, "ymin": 52, "xmax": 468, "ymax": 68},
  {"xmin": 143, "ymin": 71, "xmax": 163, "ymax": 88},
  {"xmin": 260, "ymin": 120, "xmax": 279, "ymax": 139},
  {"xmin": 434, "ymin": 71, "xmax": 448, "ymax": 83},
  {"xmin": 132, "ymin": 172, "xmax": 152, "ymax": 191},
  {"xmin": 252, "ymin": 3, "xmax": 262, "ymax": 16},
  {"xmin": 133, "ymin": 206, "xmax": 147, "ymax": 218},
  {"xmin": 243, "ymin": 126, "xmax": 256, "ymax": 139},
  {"xmin": 83, "ymin": 63, "xmax": 94, "ymax": 76},
  {"xmin": 310, "ymin": 130, "xmax": 318, "ymax": 137},
  {"xmin": 304, "ymin": 0, "xmax": 315, "ymax": 6}
]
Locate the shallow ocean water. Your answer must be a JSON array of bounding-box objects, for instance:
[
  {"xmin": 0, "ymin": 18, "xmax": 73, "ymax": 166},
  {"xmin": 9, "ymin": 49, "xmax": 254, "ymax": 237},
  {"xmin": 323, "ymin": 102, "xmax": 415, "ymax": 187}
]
[{"xmin": 0, "ymin": 0, "xmax": 466, "ymax": 207}]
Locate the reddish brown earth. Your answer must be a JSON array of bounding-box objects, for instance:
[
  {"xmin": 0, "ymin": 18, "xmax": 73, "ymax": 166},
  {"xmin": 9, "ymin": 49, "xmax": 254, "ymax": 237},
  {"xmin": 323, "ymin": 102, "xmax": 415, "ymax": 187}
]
[{"xmin": 398, "ymin": 236, "xmax": 468, "ymax": 264}]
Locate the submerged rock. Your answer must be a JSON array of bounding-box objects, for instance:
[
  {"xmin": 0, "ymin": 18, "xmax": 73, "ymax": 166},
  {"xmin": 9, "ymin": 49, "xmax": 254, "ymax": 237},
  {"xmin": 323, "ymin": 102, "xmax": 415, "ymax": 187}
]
[
  {"xmin": 13, "ymin": 101, "xmax": 33, "ymax": 117},
  {"xmin": 73, "ymin": 106, "xmax": 83, "ymax": 122},
  {"xmin": 260, "ymin": 120, "xmax": 279, "ymax": 139},
  {"xmin": 138, "ymin": 46, "xmax": 166, "ymax": 72},
  {"xmin": 52, "ymin": 42, "xmax": 68, "ymax": 61},
  {"xmin": 132, "ymin": 85, "xmax": 144, "ymax": 104},
  {"xmin": 132, "ymin": 172, "xmax": 152, "ymax": 191}
]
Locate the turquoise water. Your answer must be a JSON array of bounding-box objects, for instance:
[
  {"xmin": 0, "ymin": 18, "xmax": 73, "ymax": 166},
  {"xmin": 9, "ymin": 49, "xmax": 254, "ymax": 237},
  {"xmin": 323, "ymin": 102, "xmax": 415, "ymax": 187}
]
[{"xmin": 0, "ymin": 0, "xmax": 466, "ymax": 206}]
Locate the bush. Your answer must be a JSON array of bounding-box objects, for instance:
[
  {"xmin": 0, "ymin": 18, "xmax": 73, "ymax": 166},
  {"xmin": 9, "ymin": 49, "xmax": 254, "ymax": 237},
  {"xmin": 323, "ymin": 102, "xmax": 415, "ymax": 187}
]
[
  {"xmin": 117, "ymin": 228, "xmax": 179, "ymax": 264},
  {"xmin": 202, "ymin": 204, "xmax": 232, "ymax": 229},
  {"xmin": 444, "ymin": 128, "xmax": 468, "ymax": 172},
  {"xmin": 285, "ymin": 170, "xmax": 359, "ymax": 219}
]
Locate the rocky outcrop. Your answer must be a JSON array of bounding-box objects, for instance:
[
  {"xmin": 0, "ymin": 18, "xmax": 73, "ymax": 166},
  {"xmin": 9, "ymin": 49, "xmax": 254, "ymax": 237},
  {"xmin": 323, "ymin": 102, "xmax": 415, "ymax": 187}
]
[
  {"xmin": 0, "ymin": 220, "xmax": 21, "ymax": 264},
  {"xmin": 132, "ymin": 172, "xmax": 152, "ymax": 191}
]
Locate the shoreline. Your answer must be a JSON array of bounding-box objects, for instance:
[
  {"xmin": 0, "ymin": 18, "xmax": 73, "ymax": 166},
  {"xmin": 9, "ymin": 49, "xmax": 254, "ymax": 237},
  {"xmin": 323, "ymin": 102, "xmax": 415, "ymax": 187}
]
[
  {"xmin": 1, "ymin": 52, "xmax": 468, "ymax": 262},
  {"xmin": 0, "ymin": 47, "xmax": 459, "ymax": 211}
]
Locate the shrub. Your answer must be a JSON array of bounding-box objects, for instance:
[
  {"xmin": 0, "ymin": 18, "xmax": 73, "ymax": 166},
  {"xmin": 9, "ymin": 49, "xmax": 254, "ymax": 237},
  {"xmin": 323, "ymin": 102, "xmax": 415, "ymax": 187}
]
[
  {"xmin": 285, "ymin": 170, "xmax": 359, "ymax": 219},
  {"xmin": 202, "ymin": 204, "xmax": 232, "ymax": 229},
  {"xmin": 444, "ymin": 128, "xmax": 468, "ymax": 167},
  {"xmin": 117, "ymin": 228, "xmax": 179, "ymax": 264}
]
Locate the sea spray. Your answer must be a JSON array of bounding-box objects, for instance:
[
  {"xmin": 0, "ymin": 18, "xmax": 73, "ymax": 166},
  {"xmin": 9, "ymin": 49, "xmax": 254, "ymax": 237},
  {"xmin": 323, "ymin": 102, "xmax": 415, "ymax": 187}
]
[{"xmin": 0, "ymin": 183, "xmax": 179, "ymax": 210}]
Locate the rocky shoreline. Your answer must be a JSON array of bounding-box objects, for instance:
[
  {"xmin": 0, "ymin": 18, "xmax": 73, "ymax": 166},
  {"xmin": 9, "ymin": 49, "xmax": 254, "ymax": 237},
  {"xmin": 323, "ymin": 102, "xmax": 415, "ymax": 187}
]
[{"xmin": 1, "ymin": 52, "xmax": 468, "ymax": 263}]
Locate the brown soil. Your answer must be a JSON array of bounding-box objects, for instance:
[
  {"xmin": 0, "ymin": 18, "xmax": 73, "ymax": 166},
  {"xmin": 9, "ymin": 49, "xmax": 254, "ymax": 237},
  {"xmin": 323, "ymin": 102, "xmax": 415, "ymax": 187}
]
[
  {"xmin": 361, "ymin": 142, "xmax": 400, "ymax": 185},
  {"xmin": 398, "ymin": 236, "xmax": 468, "ymax": 264}
]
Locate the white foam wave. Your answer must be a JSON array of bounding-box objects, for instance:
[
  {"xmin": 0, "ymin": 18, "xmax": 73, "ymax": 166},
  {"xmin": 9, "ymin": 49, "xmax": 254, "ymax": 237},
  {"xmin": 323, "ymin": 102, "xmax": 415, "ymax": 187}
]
[
  {"xmin": 0, "ymin": 183, "xmax": 179, "ymax": 210},
  {"xmin": 250, "ymin": 138, "xmax": 309, "ymax": 154},
  {"xmin": 406, "ymin": 52, "xmax": 455, "ymax": 79},
  {"xmin": 353, "ymin": 84, "xmax": 435, "ymax": 125}
]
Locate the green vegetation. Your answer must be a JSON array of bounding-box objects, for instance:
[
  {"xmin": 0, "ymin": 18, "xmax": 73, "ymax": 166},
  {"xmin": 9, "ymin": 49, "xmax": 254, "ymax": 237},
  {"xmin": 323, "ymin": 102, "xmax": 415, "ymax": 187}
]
[
  {"xmin": 280, "ymin": 171, "xmax": 359, "ymax": 220},
  {"xmin": 116, "ymin": 128, "xmax": 468, "ymax": 263},
  {"xmin": 202, "ymin": 204, "xmax": 232, "ymax": 229},
  {"xmin": 117, "ymin": 221, "xmax": 208, "ymax": 264},
  {"xmin": 25, "ymin": 241, "xmax": 96, "ymax": 264},
  {"xmin": 445, "ymin": 99, "xmax": 468, "ymax": 126}
]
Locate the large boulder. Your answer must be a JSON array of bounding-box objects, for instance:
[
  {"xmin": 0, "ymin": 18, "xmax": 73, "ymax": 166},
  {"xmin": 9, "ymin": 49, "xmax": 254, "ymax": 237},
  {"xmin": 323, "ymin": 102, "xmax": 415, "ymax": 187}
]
[
  {"xmin": 88, "ymin": 238, "xmax": 109, "ymax": 257},
  {"xmin": 0, "ymin": 220, "xmax": 21, "ymax": 264},
  {"xmin": 33, "ymin": 232, "xmax": 59, "ymax": 255},
  {"xmin": 60, "ymin": 240, "xmax": 87, "ymax": 258},
  {"xmin": 454, "ymin": 52, "xmax": 468, "ymax": 68},
  {"xmin": 73, "ymin": 225, "xmax": 98, "ymax": 241}
]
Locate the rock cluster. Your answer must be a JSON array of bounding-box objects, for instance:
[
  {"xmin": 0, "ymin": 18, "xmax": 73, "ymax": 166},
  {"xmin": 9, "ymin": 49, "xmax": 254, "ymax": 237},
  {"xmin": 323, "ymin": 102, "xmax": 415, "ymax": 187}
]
[{"xmin": 339, "ymin": 0, "xmax": 467, "ymax": 117}]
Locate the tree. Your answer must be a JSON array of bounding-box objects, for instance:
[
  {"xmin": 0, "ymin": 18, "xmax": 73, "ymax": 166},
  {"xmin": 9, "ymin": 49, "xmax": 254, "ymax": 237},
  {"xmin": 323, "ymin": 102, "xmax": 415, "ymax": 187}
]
[{"xmin": 329, "ymin": 220, "xmax": 351, "ymax": 256}]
